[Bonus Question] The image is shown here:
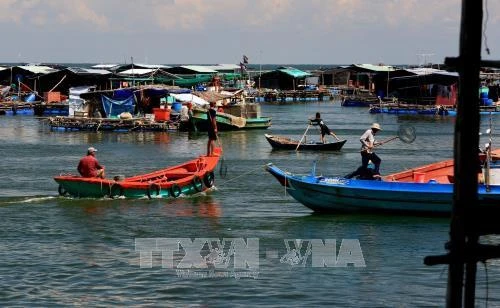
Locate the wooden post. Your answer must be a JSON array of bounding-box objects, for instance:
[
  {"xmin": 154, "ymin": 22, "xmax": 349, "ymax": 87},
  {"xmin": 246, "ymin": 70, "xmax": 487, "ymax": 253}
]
[{"xmin": 447, "ymin": 1, "xmax": 482, "ymax": 307}]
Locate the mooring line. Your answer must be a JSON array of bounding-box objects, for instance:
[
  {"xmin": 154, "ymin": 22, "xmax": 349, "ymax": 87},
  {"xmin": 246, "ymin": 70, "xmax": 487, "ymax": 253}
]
[{"xmin": 216, "ymin": 165, "xmax": 264, "ymax": 186}]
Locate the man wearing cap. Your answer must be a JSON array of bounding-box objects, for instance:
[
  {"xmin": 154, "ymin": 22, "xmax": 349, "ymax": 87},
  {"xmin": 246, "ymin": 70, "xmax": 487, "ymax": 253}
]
[
  {"xmin": 78, "ymin": 147, "xmax": 105, "ymax": 178},
  {"xmin": 359, "ymin": 123, "xmax": 382, "ymax": 176},
  {"xmin": 206, "ymin": 101, "xmax": 218, "ymax": 156}
]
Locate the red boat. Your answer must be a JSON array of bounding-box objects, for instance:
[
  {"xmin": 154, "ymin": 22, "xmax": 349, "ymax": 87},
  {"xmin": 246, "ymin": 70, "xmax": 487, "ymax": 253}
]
[{"xmin": 54, "ymin": 147, "xmax": 222, "ymax": 199}]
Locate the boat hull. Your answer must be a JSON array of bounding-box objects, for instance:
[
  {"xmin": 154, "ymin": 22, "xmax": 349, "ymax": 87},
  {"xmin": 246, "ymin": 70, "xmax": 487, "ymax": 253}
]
[
  {"xmin": 54, "ymin": 148, "xmax": 220, "ymax": 199},
  {"xmin": 266, "ymin": 162, "xmax": 500, "ymax": 215},
  {"xmin": 265, "ymin": 134, "xmax": 346, "ymax": 151},
  {"xmin": 191, "ymin": 108, "xmax": 271, "ymax": 131}
]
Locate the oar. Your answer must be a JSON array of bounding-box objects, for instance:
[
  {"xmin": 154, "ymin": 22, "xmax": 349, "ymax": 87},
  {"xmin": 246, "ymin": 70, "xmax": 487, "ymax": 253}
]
[
  {"xmin": 295, "ymin": 124, "xmax": 311, "ymax": 151},
  {"xmin": 331, "ymin": 131, "xmax": 341, "ymax": 141}
]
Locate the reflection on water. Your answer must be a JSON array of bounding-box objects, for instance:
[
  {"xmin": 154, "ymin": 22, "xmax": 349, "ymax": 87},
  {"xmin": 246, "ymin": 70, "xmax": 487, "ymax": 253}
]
[
  {"xmin": 163, "ymin": 196, "xmax": 222, "ymax": 218},
  {"xmin": 77, "ymin": 195, "xmax": 222, "ymax": 219}
]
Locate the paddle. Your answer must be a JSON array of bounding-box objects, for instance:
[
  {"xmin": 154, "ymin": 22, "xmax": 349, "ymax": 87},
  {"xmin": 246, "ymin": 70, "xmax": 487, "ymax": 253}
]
[
  {"xmin": 331, "ymin": 131, "xmax": 342, "ymax": 142},
  {"xmin": 295, "ymin": 124, "xmax": 311, "ymax": 151}
]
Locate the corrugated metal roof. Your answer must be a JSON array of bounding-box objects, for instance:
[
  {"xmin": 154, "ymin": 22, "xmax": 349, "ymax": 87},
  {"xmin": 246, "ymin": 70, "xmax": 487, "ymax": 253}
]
[
  {"xmin": 92, "ymin": 64, "xmax": 121, "ymax": 69},
  {"xmin": 18, "ymin": 65, "xmax": 59, "ymax": 74},
  {"xmin": 67, "ymin": 67, "xmax": 111, "ymax": 75},
  {"xmin": 277, "ymin": 67, "xmax": 312, "ymax": 78},
  {"xmin": 134, "ymin": 63, "xmax": 170, "ymax": 69},
  {"xmin": 205, "ymin": 64, "xmax": 240, "ymax": 71},
  {"xmin": 406, "ymin": 68, "xmax": 458, "ymax": 76},
  {"xmin": 352, "ymin": 64, "xmax": 395, "ymax": 72},
  {"xmin": 180, "ymin": 65, "xmax": 218, "ymax": 73},
  {"xmin": 118, "ymin": 68, "xmax": 156, "ymax": 76}
]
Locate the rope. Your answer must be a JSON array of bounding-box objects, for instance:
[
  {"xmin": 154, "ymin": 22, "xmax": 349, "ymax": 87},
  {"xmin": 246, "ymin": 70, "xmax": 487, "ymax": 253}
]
[
  {"xmin": 483, "ymin": 261, "xmax": 489, "ymax": 308},
  {"xmin": 216, "ymin": 165, "xmax": 263, "ymax": 186}
]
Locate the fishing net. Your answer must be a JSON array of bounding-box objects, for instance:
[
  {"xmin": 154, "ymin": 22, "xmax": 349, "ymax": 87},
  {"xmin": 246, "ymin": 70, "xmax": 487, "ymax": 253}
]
[{"xmin": 397, "ymin": 125, "xmax": 417, "ymax": 144}]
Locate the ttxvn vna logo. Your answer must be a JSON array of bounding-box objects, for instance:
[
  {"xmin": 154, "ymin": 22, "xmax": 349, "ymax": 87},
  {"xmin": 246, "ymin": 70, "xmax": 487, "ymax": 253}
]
[{"xmin": 135, "ymin": 238, "xmax": 365, "ymax": 279}]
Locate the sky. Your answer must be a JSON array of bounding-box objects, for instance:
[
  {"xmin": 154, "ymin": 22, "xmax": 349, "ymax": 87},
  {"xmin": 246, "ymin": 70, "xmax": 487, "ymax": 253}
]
[{"xmin": 1, "ymin": 0, "xmax": 499, "ymax": 66}]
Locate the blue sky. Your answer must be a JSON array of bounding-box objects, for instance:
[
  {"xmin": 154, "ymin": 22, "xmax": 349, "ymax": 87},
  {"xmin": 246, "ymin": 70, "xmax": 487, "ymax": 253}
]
[{"xmin": 1, "ymin": 0, "xmax": 499, "ymax": 65}]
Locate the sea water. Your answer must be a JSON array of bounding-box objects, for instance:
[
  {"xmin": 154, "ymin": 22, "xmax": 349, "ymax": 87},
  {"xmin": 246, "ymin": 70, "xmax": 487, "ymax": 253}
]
[{"xmin": 0, "ymin": 102, "xmax": 499, "ymax": 307}]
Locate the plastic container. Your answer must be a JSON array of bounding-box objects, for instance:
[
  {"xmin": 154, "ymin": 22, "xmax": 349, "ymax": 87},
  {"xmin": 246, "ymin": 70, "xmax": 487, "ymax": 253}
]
[
  {"xmin": 481, "ymin": 97, "xmax": 492, "ymax": 106},
  {"xmin": 479, "ymin": 86, "xmax": 489, "ymax": 98},
  {"xmin": 24, "ymin": 93, "xmax": 36, "ymax": 102},
  {"xmin": 171, "ymin": 102, "xmax": 182, "ymax": 112},
  {"xmin": 153, "ymin": 108, "xmax": 170, "ymax": 121}
]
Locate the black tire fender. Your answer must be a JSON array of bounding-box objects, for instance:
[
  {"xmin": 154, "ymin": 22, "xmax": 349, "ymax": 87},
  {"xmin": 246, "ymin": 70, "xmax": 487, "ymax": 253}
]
[
  {"xmin": 170, "ymin": 184, "xmax": 182, "ymax": 198},
  {"xmin": 58, "ymin": 185, "xmax": 68, "ymax": 196},
  {"xmin": 147, "ymin": 183, "xmax": 161, "ymax": 199},
  {"xmin": 192, "ymin": 176, "xmax": 203, "ymax": 192},
  {"xmin": 109, "ymin": 183, "xmax": 124, "ymax": 199},
  {"xmin": 203, "ymin": 171, "xmax": 215, "ymax": 188}
]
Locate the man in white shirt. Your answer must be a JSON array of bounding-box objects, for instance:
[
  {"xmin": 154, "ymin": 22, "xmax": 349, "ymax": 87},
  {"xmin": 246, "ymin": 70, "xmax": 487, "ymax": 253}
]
[{"xmin": 360, "ymin": 123, "xmax": 382, "ymax": 176}]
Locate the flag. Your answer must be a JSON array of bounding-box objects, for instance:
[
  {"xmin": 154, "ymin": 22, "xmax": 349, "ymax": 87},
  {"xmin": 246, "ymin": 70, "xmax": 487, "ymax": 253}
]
[{"xmin": 243, "ymin": 55, "xmax": 249, "ymax": 64}]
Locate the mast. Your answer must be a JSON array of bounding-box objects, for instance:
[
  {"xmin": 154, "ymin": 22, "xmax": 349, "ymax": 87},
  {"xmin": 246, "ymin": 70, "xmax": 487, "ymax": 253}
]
[{"xmin": 131, "ymin": 56, "xmax": 134, "ymax": 87}]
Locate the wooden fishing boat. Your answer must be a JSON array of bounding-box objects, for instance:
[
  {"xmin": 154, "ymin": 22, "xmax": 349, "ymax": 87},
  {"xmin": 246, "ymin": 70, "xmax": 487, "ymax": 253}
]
[
  {"xmin": 191, "ymin": 104, "xmax": 272, "ymax": 131},
  {"xmin": 264, "ymin": 134, "xmax": 346, "ymax": 151},
  {"xmin": 54, "ymin": 148, "xmax": 221, "ymax": 199},
  {"xmin": 266, "ymin": 149, "xmax": 500, "ymax": 215}
]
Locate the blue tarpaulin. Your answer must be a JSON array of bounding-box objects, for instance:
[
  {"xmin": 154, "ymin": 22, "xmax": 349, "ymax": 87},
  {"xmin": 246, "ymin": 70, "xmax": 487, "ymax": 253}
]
[
  {"xmin": 101, "ymin": 95, "xmax": 135, "ymax": 117},
  {"xmin": 113, "ymin": 89, "xmax": 135, "ymax": 100}
]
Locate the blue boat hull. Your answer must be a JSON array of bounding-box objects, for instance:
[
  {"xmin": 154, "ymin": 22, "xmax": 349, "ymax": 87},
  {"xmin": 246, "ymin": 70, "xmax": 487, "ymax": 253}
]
[{"xmin": 266, "ymin": 163, "xmax": 500, "ymax": 215}]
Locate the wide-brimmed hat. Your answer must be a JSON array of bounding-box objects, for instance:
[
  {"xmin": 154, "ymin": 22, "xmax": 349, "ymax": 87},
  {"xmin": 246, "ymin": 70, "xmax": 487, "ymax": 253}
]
[
  {"xmin": 371, "ymin": 123, "xmax": 382, "ymax": 130},
  {"xmin": 87, "ymin": 147, "xmax": 98, "ymax": 153}
]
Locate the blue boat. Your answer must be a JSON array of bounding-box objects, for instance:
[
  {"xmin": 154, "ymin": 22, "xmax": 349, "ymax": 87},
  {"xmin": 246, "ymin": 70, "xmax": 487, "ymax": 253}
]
[{"xmin": 266, "ymin": 151, "xmax": 500, "ymax": 215}]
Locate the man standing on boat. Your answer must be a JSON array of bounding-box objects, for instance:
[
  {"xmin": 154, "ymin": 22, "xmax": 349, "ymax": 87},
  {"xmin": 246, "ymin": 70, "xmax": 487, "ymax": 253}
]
[
  {"xmin": 309, "ymin": 112, "xmax": 340, "ymax": 143},
  {"xmin": 207, "ymin": 101, "xmax": 218, "ymax": 156},
  {"xmin": 78, "ymin": 147, "xmax": 105, "ymax": 178},
  {"xmin": 360, "ymin": 123, "xmax": 382, "ymax": 176}
]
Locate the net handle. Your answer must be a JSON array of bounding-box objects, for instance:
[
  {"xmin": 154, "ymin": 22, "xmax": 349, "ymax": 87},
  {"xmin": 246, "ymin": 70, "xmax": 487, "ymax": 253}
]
[{"xmin": 376, "ymin": 125, "xmax": 416, "ymax": 147}]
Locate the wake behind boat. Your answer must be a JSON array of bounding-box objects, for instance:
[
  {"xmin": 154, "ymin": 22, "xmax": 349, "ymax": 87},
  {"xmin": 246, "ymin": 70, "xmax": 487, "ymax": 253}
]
[
  {"xmin": 266, "ymin": 149, "xmax": 500, "ymax": 215},
  {"xmin": 54, "ymin": 147, "xmax": 221, "ymax": 199},
  {"xmin": 264, "ymin": 133, "xmax": 346, "ymax": 151}
]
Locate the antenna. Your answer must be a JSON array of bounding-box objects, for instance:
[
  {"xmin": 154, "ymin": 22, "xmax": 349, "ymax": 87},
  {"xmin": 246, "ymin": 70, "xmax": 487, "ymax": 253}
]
[{"xmin": 416, "ymin": 53, "xmax": 435, "ymax": 67}]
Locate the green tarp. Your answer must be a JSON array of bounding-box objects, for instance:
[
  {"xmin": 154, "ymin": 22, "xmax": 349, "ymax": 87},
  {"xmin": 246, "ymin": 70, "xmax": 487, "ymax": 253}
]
[{"xmin": 154, "ymin": 73, "xmax": 243, "ymax": 87}]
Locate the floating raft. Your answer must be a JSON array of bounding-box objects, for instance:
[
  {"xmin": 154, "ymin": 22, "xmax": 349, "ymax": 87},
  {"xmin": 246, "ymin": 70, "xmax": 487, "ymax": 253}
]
[
  {"xmin": 249, "ymin": 90, "xmax": 332, "ymax": 103},
  {"xmin": 0, "ymin": 101, "xmax": 36, "ymax": 115},
  {"xmin": 47, "ymin": 116, "xmax": 179, "ymax": 132}
]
